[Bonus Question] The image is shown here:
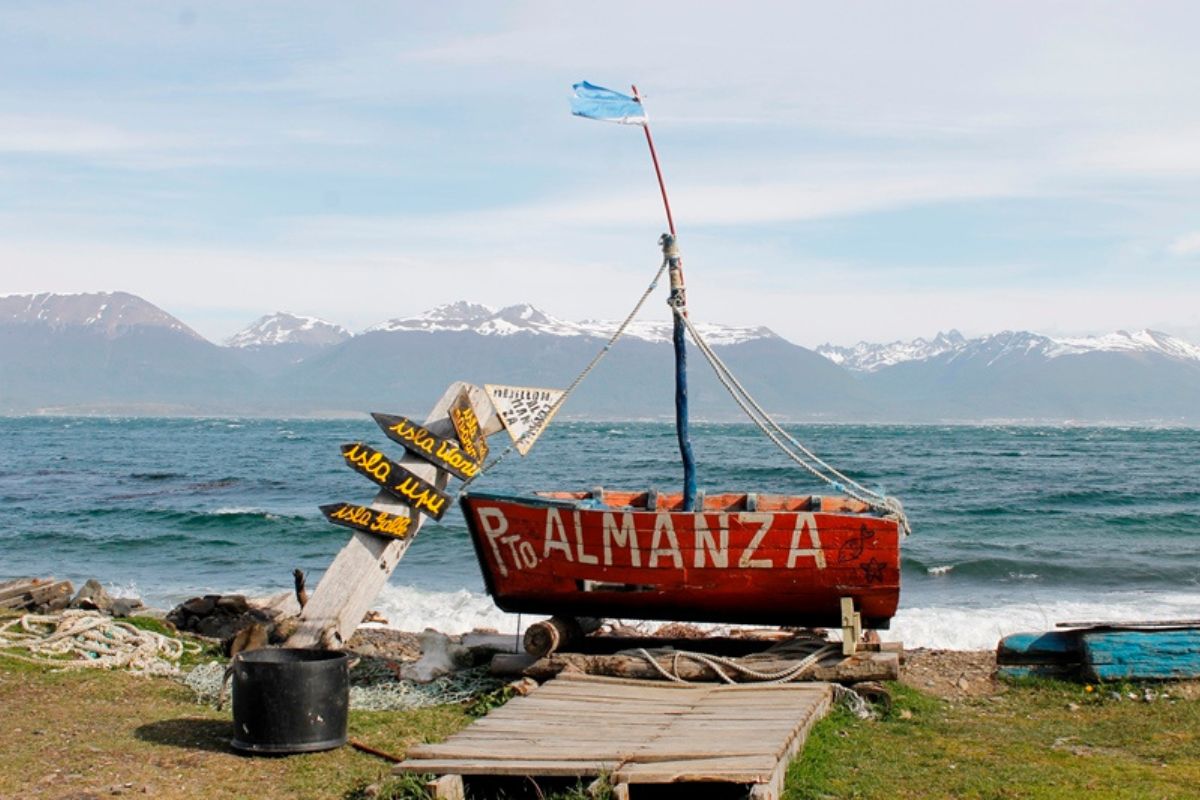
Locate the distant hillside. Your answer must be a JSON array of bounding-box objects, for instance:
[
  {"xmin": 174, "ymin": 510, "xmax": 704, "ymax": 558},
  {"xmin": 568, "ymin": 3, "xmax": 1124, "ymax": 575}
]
[
  {"xmin": 0, "ymin": 292, "xmax": 258, "ymax": 414},
  {"xmin": 2, "ymin": 292, "xmax": 1199, "ymax": 423}
]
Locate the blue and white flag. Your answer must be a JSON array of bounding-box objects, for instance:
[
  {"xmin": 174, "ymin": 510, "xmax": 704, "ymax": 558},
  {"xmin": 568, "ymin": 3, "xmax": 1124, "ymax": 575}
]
[{"xmin": 570, "ymin": 81, "xmax": 646, "ymax": 125}]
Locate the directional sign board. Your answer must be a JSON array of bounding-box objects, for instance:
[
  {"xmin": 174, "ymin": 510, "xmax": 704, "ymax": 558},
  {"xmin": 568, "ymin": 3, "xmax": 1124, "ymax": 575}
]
[
  {"xmin": 371, "ymin": 412, "xmax": 480, "ymax": 481},
  {"xmin": 450, "ymin": 387, "xmax": 489, "ymax": 465},
  {"xmin": 320, "ymin": 502, "xmax": 413, "ymax": 539},
  {"xmin": 340, "ymin": 442, "xmax": 452, "ymax": 520},
  {"xmin": 484, "ymin": 384, "xmax": 565, "ymax": 456}
]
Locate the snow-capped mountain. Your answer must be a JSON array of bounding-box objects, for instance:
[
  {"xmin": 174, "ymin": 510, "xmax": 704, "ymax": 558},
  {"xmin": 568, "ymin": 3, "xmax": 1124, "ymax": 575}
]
[
  {"xmin": 818, "ymin": 331, "xmax": 966, "ymax": 372},
  {"xmin": 226, "ymin": 312, "xmax": 351, "ymax": 349},
  {"xmin": 820, "ymin": 329, "xmax": 1200, "ymax": 372},
  {"xmin": 370, "ymin": 302, "xmax": 775, "ymax": 346},
  {"xmin": 0, "ymin": 291, "xmax": 201, "ymax": 339},
  {"xmin": 5, "ymin": 291, "xmax": 1200, "ymax": 421},
  {"xmin": 0, "ymin": 291, "xmax": 253, "ymax": 413}
]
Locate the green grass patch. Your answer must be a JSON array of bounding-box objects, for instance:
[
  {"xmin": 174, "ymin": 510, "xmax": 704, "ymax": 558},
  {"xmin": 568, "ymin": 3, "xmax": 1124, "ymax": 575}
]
[{"xmin": 786, "ymin": 681, "xmax": 1200, "ymax": 800}]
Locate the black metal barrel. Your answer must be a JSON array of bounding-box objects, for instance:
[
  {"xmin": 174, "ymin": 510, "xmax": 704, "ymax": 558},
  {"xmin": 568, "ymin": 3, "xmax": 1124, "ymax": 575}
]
[{"xmin": 230, "ymin": 648, "xmax": 349, "ymax": 754}]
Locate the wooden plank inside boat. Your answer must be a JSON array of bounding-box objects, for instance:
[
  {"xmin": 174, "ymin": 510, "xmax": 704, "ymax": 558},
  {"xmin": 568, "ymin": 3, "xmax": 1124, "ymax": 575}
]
[{"xmin": 394, "ymin": 672, "xmax": 832, "ymax": 798}]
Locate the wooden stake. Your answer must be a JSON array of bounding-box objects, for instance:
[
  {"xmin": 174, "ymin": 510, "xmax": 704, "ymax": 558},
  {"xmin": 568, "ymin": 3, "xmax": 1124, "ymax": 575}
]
[{"xmin": 840, "ymin": 597, "xmax": 861, "ymax": 657}]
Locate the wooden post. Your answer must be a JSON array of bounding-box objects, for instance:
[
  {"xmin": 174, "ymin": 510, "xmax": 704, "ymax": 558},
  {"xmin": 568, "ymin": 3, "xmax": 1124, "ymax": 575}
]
[
  {"xmin": 287, "ymin": 382, "xmax": 501, "ymax": 649},
  {"xmin": 840, "ymin": 597, "xmax": 862, "ymax": 657},
  {"xmin": 426, "ymin": 775, "xmax": 465, "ymax": 800}
]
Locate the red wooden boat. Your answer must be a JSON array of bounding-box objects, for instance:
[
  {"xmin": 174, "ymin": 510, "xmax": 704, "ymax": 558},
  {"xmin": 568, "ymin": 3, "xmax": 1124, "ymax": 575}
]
[
  {"xmin": 461, "ymin": 489, "xmax": 901, "ymax": 629},
  {"xmin": 458, "ymin": 82, "xmax": 909, "ymax": 632}
]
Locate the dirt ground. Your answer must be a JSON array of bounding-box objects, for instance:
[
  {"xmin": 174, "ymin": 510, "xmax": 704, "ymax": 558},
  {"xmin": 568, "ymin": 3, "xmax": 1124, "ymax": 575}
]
[{"xmin": 900, "ymin": 647, "xmax": 1001, "ymax": 698}]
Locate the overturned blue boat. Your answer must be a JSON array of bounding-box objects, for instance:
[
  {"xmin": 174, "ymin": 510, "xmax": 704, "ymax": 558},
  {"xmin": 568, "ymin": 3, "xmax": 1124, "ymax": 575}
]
[{"xmin": 998, "ymin": 620, "xmax": 1200, "ymax": 682}]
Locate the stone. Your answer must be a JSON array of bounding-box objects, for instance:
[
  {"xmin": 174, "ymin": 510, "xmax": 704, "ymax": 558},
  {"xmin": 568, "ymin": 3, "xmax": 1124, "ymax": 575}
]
[
  {"xmin": 180, "ymin": 595, "xmax": 218, "ymax": 617},
  {"xmin": 214, "ymin": 595, "xmax": 249, "ymax": 615},
  {"xmin": 110, "ymin": 598, "xmax": 144, "ymax": 618},
  {"xmin": 71, "ymin": 579, "xmax": 113, "ymax": 612},
  {"xmin": 400, "ymin": 629, "xmax": 473, "ymax": 683},
  {"xmin": 167, "ymin": 594, "xmax": 274, "ymax": 641}
]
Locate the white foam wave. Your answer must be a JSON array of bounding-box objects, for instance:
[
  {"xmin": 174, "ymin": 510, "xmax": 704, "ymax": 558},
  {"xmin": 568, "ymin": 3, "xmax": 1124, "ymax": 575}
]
[
  {"xmin": 373, "ymin": 584, "xmax": 524, "ymax": 635},
  {"xmin": 926, "ymin": 565, "xmax": 954, "ymax": 575},
  {"xmin": 368, "ymin": 584, "xmax": 1200, "ymax": 652},
  {"xmin": 212, "ymin": 506, "xmax": 277, "ymax": 518},
  {"xmin": 887, "ymin": 591, "xmax": 1200, "ymax": 650}
]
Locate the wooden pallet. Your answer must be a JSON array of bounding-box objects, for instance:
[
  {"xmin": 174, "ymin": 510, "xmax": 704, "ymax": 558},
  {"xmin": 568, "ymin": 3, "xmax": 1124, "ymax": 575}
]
[{"xmin": 395, "ymin": 672, "xmax": 832, "ymax": 799}]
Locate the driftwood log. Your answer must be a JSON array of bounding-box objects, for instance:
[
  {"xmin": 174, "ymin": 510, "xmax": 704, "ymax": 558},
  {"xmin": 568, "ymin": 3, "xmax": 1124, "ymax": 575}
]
[
  {"xmin": 522, "ymin": 616, "xmax": 602, "ymax": 658},
  {"xmin": 493, "ymin": 649, "xmax": 899, "ymax": 683},
  {"xmin": 0, "ymin": 578, "xmax": 74, "ymax": 612}
]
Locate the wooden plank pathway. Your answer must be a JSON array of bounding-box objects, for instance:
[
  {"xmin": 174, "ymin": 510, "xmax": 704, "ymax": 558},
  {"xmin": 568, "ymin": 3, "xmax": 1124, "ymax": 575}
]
[{"xmin": 395, "ymin": 672, "xmax": 833, "ymax": 799}]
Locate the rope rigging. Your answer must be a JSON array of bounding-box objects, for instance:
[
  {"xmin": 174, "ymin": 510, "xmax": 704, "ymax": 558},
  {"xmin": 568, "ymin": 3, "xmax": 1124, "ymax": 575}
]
[
  {"xmin": 459, "ymin": 236, "xmax": 911, "ymax": 538},
  {"xmin": 674, "ymin": 306, "xmax": 911, "ymax": 535},
  {"xmin": 457, "ymin": 250, "xmax": 672, "ymax": 496}
]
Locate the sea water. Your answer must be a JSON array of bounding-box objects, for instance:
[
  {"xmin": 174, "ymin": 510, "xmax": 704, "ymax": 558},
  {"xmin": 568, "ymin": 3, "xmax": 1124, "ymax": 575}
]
[{"xmin": 1, "ymin": 417, "xmax": 1197, "ymax": 650}]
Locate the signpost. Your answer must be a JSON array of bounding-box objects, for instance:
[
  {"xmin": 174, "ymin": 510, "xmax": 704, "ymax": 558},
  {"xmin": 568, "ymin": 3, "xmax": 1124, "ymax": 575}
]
[
  {"xmin": 485, "ymin": 383, "xmax": 565, "ymax": 456},
  {"xmin": 371, "ymin": 411, "xmax": 481, "ymax": 481},
  {"xmin": 287, "ymin": 382, "xmax": 502, "ymax": 650},
  {"xmin": 340, "ymin": 442, "xmax": 452, "ymax": 520},
  {"xmin": 450, "ymin": 387, "xmax": 489, "ymax": 465},
  {"xmin": 320, "ymin": 502, "xmax": 413, "ymax": 539}
]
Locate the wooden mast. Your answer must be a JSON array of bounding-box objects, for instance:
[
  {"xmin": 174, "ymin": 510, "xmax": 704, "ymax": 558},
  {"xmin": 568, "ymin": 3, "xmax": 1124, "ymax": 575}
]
[{"xmin": 632, "ymin": 84, "xmax": 697, "ymax": 511}]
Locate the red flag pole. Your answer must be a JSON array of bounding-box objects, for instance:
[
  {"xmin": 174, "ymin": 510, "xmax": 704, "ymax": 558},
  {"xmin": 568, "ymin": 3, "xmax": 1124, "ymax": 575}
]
[{"xmin": 631, "ymin": 84, "xmax": 676, "ymax": 237}]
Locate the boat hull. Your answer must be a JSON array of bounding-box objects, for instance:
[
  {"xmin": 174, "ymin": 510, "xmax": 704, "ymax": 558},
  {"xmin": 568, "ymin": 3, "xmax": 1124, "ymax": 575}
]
[{"xmin": 461, "ymin": 490, "xmax": 902, "ymax": 628}]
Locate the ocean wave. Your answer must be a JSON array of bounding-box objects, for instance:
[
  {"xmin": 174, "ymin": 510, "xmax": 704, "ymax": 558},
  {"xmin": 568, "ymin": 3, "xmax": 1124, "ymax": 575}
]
[
  {"xmin": 887, "ymin": 592, "xmax": 1200, "ymax": 650},
  {"xmin": 362, "ymin": 585, "xmax": 1200, "ymax": 652},
  {"xmin": 372, "ymin": 584, "xmax": 523, "ymax": 635}
]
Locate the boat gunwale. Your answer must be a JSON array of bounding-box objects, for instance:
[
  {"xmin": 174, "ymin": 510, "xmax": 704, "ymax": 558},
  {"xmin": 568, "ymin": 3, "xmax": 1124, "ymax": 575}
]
[{"xmin": 460, "ymin": 489, "xmax": 894, "ymax": 517}]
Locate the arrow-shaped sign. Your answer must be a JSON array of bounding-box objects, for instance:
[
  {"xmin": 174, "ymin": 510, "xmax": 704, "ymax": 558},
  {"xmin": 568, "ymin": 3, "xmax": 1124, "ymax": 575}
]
[
  {"xmin": 320, "ymin": 502, "xmax": 413, "ymax": 539},
  {"xmin": 450, "ymin": 387, "xmax": 490, "ymax": 464},
  {"xmin": 340, "ymin": 442, "xmax": 452, "ymax": 520},
  {"xmin": 371, "ymin": 412, "xmax": 480, "ymax": 481}
]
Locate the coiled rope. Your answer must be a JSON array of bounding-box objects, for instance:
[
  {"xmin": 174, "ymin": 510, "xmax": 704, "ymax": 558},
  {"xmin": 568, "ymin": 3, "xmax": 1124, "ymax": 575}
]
[
  {"xmin": 634, "ymin": 642, "xmax": 840, "ymax": 684},
  {"xmin": 0, "ymin": 610, "xmax": 199, "ymax": 676},
  {"xmin": 674, "ymin": 307, "xmax": 911, "ymax": 535}
]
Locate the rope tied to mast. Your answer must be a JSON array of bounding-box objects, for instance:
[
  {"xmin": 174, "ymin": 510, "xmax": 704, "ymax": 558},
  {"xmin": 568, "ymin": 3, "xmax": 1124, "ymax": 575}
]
[
  {"xmin": 673, "ymin": 304, "xmax": 911, "ymax": 535},
  {"xmin": 457, "ymin": 252, "xmax": 674, "ymax": 494}
]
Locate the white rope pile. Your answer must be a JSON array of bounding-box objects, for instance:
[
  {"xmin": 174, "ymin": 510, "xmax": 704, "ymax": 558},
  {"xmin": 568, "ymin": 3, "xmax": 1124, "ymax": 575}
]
[
  {"xmin": 0, "ymin": 610, "xmax": 199, "ymax": 677},
  {"xmin": 674, "ymin": 307, "xmax": 911, "ymax": 535},
  {"xmin": 635, "ymin": 643, "xmax": 840, "ymax": 685},
  {"xmin": 832, "ymin": 683, "xmax": 876, "ymax": 719}
]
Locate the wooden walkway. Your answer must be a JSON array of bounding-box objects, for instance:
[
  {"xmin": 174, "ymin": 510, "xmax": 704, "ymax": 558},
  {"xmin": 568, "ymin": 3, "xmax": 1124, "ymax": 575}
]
[{"xmin": 395, "ymin": 672, "xmax": 833, "ymax": 799}]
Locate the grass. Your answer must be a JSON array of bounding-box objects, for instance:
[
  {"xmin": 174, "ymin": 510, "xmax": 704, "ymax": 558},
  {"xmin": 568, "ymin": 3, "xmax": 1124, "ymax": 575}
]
[
  {"xmin": 4, "ymin": 619, "xmax": 1199, "ymax": 800},
  {"xmin": 786, "ymin": 680, "xmax": 1200, "ymax": 800}
]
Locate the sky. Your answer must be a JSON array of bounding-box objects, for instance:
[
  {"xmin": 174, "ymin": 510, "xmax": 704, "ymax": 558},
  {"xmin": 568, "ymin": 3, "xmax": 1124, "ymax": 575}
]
[{"xmin": 2, "ymin": 1, "xmax": 1199, "ymax": 347}]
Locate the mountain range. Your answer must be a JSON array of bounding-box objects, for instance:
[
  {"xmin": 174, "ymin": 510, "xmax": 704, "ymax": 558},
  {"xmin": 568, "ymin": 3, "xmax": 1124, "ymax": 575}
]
[{"xmin": 2, "ymin": 291, "xmax": 1199, "ymax": 423}]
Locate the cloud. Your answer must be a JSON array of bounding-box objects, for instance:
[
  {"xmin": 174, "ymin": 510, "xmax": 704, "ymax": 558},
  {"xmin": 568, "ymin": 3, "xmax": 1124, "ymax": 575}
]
[
  {"xmin": 0, "ymin": 115, "xmax": 159, "ymax": 154},
  {"xmin": 1168, "ymin": 232, "xmax": 1200, "ymax": 257}
]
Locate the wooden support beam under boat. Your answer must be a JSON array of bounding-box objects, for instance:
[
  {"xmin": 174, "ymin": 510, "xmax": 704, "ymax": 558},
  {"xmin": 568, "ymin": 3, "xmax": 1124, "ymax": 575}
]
[
  {"xmin": 841, "ymin": 597, "xmax": 862, "ymax": 657},
  {"xmin": 499, "ymin": 650, "xmax": 899, "ymax": 684},
  {"xmin": 522, "ymin": 616, "xmax": 602, "ymax": 658},
  {"xmin": 287, "ymin": 382, "xmax": 502, "ymax": 650}
]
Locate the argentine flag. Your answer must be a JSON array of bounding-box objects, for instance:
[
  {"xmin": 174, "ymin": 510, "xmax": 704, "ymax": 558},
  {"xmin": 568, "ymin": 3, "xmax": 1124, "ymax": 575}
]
[{"xmin": 570, "ymin": 81, "xmax": 647, "ymax": 126}]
